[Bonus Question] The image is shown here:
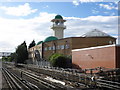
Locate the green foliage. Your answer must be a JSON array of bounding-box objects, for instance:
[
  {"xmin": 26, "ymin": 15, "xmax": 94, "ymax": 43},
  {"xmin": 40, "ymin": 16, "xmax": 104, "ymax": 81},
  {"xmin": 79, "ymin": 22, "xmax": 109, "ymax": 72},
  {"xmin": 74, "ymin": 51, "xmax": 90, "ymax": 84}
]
[
  {"xmin": 49, "ymin": 53, "xmax": 72, "ymax": 68},
  {"xmin": 10, "ymin": 53, "xmax": 17, "ymax": 62},
  {"xmin": 2, "ymin": 41, "xmax": 28, "ymax": 64},
  {"xmin": 2, "ymin": 52, "xmax": 17, "ymax": 62},
  {"xmin": 2, "ymin": 56, "xmax": 8, "ymax": 61},
  {"xmin": 16, "ymin": 41, "xmax": 28, "ymax": 64},
  {"xmin": 2, "ymin": 56, "xmax": 12, "ymax": 62},
  {"xmin": 28, "ymin": 40, "xmax": 36, "ymax": 48}
]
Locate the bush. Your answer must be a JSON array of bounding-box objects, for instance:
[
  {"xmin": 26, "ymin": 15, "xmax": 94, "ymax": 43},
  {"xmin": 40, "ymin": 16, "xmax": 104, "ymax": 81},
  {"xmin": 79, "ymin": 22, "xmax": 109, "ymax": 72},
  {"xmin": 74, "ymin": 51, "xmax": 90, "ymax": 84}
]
[
  {"xmin": 2, "ymin": 56, "xmax": 12, "ymax": 62},
  {"xmin": 49, "ymin": 53, "xmax": 72, "ymax": 68}
]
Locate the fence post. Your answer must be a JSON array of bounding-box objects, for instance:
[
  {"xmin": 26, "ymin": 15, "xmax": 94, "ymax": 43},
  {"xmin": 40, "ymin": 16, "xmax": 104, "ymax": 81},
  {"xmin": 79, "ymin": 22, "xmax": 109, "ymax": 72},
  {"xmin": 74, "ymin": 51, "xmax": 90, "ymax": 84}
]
[{"xmin": 21, "ymin": 71, "xmax": 23, "ymax": 79}]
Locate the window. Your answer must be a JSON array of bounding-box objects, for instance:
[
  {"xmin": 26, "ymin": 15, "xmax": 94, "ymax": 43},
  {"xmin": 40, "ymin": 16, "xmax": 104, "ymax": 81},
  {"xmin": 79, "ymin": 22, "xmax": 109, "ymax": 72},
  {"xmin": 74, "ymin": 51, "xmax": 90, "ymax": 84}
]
[
  {"xmin": 65, "ymin": 44, "xmax": 69, "ymax": 49},
  {"xmin": 61, "ymin": 45, "xmax": 64, "ymax": 49},
  {"xmin": 57, "ymin": 45, "xmax": 60, "ymax": 49},
  {"xmin": 49, "ymin": 47, "xmax": 52, "ymax": 50},
  {"xmin": 44, "ymin": 47, "xmax": 47, "ymax": 51},
  {"xmin": 52, "ymin": 43, "xmax": 56, "ymax": 50},
  {"xmin": 109, "ymin": 41, "xmax": 112, "ymax": 44},
  {"xmin": 65, "ymin": 41, "xmax": 70, "ymax": 49},
  {"xmin": 53, "ymin": 46, "xmax": 55, "ymax": 50}
]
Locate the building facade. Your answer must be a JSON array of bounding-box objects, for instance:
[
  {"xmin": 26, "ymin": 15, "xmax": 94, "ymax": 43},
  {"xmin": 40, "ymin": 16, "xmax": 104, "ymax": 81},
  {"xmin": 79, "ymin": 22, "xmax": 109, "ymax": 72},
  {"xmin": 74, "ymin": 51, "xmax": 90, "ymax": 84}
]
[
  {"xmin": 42, "ymin": 36, "xmax": 116, "ymax": 60},
  {"xmin": 72, "ymin": 44, "xmax": 120, "ymax": 69},
  {"xmin": 28, "ymin": 15, "xmax": 116, "ymax": 66},
  {"xmin": 28, "ymin": 43, "xmax": 43, "ymax": 64}
]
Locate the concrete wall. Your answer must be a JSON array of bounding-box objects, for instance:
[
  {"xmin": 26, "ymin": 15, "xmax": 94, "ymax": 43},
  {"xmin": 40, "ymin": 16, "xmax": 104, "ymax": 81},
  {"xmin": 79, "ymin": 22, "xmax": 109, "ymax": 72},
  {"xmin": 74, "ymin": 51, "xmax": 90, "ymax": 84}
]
[{"xmin": 72, "ymin": 45, "xmax": 119, "ymax": 69}]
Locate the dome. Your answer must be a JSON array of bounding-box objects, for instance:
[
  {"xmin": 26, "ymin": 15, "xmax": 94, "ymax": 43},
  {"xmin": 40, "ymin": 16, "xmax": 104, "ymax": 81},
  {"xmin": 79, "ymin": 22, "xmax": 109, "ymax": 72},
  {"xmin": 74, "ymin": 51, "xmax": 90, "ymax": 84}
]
[
  {"xmin": 44, "ymin": 36, "xmax": 58, "ymax": 42},
  {"xmin": 55, "ymin": 15, "xmax": 63, "ymax": 19},
  {"xmin": 81, "ymin": 29, "xmax": 112, "ymax": 37},
  {"xmin": 37, "ymin": 41, "xmax": 43, "ymax": 45}
]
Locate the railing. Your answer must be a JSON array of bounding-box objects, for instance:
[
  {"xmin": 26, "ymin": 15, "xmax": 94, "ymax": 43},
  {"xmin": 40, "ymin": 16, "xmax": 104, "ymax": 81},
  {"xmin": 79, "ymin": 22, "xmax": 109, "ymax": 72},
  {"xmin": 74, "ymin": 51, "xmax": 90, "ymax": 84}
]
[{"xmin": 51, "ymin": 24, "xmax": 66, "ymax": 28}]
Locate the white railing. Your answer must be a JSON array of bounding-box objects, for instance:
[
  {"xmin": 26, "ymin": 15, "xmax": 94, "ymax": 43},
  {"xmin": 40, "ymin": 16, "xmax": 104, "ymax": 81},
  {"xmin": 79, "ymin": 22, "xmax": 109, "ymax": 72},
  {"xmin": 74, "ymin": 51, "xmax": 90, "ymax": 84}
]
[{"xmin": 52, "ymin": 24, "xmax": 66, "ymax": 28}]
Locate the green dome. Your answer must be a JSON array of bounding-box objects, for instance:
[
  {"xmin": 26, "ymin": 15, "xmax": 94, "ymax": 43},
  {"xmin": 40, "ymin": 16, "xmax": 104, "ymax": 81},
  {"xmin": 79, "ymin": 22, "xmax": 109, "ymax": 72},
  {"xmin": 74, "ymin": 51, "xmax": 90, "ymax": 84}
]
[
  {"xmin": 37, "ymin": 41, "xmax": 43, "ymax": 45},
  {"xmin": 44, "ymin": 36, "xmax": 58, "ymax": 42},
  {"xmin": 55, "ymin": 15, "xmax": 63, "ymax": 19}
]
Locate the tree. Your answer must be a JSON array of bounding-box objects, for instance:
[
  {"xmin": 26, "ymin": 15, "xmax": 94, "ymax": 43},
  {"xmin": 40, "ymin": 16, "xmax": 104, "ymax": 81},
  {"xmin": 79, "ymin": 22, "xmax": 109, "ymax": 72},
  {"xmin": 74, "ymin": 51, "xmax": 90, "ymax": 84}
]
[
  {"xmin": 2, "ymin": 53, "xmax": 16, "ymax": 62},
  {"xmin": 15, "ymin": 41, "xmax": 28, "ymax": 64},
  {"xmin": 2, "ymin": 56, "xmax": 8, "ymax": 61},
  {"xmin": 10, "ymin": 53, "xmax": 17, "ymax": 62},
  {"xmin": 28, "ymin": 40, "xmax": 36, "ymax": 48},
  {"xmin": 49, "ymin": 53, "xmax": 72, "ymax": 68}
]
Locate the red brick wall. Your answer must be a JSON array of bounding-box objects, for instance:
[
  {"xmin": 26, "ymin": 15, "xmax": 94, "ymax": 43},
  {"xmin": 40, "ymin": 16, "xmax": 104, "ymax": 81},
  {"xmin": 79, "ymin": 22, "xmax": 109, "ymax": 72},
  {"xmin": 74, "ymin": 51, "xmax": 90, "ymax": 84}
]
[{"xmin": 72, "ymin": 45, "xmax": 116, "ymax": 69}]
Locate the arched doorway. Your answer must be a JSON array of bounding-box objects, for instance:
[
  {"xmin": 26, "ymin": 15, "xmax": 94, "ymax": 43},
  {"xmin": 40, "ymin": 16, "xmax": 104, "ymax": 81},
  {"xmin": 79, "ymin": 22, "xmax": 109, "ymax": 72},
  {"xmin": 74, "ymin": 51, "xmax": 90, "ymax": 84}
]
[{"xmin": 34, "ymin": 50, "xmax": 41, "ymax": 65}]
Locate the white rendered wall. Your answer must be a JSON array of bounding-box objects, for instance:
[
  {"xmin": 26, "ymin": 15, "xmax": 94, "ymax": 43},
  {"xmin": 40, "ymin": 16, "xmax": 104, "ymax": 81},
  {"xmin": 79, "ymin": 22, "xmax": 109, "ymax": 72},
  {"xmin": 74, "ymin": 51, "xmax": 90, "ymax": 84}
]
[{"xmin": 54, "ymin": 28, "xmax": 64, "ymax": 39}]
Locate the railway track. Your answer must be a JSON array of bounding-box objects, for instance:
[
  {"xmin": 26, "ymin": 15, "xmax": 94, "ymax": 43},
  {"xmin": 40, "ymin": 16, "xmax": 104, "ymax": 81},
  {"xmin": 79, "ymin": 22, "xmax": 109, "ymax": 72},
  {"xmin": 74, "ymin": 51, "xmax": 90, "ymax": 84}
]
[
  {"xmin": 21, "ymin": 70, "xmax": 67, "ymax": 90},
  {"xmin": 3, "ymin": 62, "xmax": 120, "ymax": 90},
  {"xmin": 96, "ymin": 79, "xmax": 120, "ymax": 90},
  {"xmin": 2, "ymin": 67, "xmax": 40, "ymax": 90},
  {"xmin": 2, "ymin": 67, "xmax": 68, "ymax": 90}
]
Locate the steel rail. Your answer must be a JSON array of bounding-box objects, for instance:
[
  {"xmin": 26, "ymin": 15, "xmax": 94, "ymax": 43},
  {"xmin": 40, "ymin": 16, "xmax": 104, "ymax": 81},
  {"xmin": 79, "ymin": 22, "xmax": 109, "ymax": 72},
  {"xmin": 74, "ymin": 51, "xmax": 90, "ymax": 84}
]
[
  {"xmin": 2, "ymin": 69, "xmax": 15, "ymax": 90},
  {"xmin": 2, "ymin": 68, "xmax": 25, "ymax": 90},
  {"xmin": 22, "ymin": 70, "xmax": 67, "ymax": 90},
  {"xmin": 96, "ymin": 79, "xmax": 120, "ymax": 89},
  {"xmin": 2, "ymin": 68, "xmax": 40, "ymax": 90}
]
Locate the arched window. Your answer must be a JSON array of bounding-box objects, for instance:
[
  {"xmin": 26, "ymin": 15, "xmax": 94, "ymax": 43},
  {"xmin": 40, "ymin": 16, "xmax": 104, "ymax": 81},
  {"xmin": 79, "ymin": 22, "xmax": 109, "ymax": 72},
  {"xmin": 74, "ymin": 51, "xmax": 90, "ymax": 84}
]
[
  {"xmin": 44, "ymin": 47, "xmax": 48, "ymax": 51},
  {"xmin": 57, "ymin": 45, "xmax": 60, "ymax": 49},
  {"xmin": 65, "ymin": 41, "xmax": 70, "ymax": 49},
  {"xmin": 61, "ymin": 45, "xmax": 64, "ymax": 49},
  {"xmin": 55, "ymin": 20, "xmax": 59, "ymax": 25},
  {"xmin": 109, "ymin": 40, "xmax": 112, "ymax": 44},
  {"xmin": 53, "ymin": 43, "xmax": 56, "ymax": 53}
]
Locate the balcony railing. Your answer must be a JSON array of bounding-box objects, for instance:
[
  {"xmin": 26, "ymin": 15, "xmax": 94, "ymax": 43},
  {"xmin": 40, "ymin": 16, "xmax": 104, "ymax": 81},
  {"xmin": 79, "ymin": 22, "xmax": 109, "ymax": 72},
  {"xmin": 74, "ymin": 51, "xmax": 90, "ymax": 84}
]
[{"xmin": 51, "ymin": 24, "xmax": 66, "ymax": 28}]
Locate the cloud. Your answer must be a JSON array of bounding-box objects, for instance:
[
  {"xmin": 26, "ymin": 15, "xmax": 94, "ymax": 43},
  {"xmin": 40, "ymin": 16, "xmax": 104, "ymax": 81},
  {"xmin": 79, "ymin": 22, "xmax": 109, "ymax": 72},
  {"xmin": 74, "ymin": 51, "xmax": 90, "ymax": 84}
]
[
  {"xmin": 99, "ymin": 3, "xmax": 118, "ymax": 10},
  {"xmin": 0, "ymin": 3, "xmax": 37, "ymax": 16},
  {"xmin": 65, "ymin": 15, "xmax": 117, "ymax": 38},
  {"xmin": 0, "ymin": 12, "xmax": 56, "ymax": 52},
  {"xmin": 79, "ymin": 0, "xmax": 103, "ymax": 3},
  {"xmin": 43, "ymin": 5, "xmax": 49, "ymax": 8},
  {"xmin": 73, "ymin": 0, "xmax": 79, "ymax": 6},
  {"xmin": 80, "ymin": 16, "xmax": 117, "ymax": 22},
  {"xmin": 0, "ymin": 41, "xmax": 14, "ymax": 52},
  {"xmin": 73, "ymin": 0, "xmax": 104, "ymax": 5},
  {"xmin": 92, "ymin": 10, "xmax": 99, "ymax": 14},
  {"xmin": 0, "ymin": 11, "xmax": 118, "ymax": 52},
  {"xmin": 78, "ymin": 0, "xmax": 119, "ymax": 3}
]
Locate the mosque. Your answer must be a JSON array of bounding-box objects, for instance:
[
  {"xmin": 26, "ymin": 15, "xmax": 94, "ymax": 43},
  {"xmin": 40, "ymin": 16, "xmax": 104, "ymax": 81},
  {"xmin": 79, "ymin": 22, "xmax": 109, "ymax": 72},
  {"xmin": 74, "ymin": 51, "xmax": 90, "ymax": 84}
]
[{"xmin": 28, "ymin": 15, "xmax": 118, "ymax": 69}]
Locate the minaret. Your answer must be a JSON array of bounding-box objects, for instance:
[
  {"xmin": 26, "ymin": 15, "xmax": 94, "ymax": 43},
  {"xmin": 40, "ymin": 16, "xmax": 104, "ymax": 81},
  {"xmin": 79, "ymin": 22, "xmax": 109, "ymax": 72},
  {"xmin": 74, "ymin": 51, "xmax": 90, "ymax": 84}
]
[{"xmin": 51, "ymin": 15, "xmax": 66, "ymax": 39}]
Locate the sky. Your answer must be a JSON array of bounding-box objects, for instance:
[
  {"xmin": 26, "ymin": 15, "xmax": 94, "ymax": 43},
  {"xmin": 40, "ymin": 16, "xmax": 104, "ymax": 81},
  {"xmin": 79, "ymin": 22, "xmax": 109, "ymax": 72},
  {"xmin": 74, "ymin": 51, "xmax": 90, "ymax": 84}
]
[{"xmin": 0, "ymin": 0, "xmax": 119, "ymax": 52}]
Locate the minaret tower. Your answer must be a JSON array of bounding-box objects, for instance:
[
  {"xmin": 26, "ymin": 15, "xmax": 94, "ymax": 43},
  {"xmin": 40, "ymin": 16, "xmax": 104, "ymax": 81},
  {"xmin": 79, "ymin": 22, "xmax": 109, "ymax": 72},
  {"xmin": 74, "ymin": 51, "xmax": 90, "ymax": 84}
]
[{"xmin": 51, "ymin": 15, "xmax": 66, "ymax": 39}]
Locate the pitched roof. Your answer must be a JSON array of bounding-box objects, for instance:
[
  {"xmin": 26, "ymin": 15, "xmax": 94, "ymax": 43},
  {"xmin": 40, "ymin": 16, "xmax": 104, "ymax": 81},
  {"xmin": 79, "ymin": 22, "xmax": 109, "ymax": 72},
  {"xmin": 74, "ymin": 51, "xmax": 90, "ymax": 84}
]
[{"xmin": 81, "ymin": 29, "xmax": 112, "ymax": 37}]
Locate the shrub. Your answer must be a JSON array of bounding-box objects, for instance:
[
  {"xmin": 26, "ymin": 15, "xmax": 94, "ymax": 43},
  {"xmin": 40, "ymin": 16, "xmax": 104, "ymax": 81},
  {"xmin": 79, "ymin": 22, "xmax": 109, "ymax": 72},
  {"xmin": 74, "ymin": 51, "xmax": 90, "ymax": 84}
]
[{"xmin": 49, "ymin": 53, "xmax": 72, "ymax": 68}]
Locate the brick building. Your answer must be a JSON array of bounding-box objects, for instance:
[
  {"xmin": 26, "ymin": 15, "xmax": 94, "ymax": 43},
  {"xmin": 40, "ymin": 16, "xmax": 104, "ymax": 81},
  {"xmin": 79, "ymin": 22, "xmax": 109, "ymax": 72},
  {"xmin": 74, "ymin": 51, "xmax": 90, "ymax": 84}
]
[
  {"xmin": 72, "ymin": 44, "xmax": 120, "ymax": 69},
  {"xmin": 43, "ymin": 35, "xmax": 116, "ymax": 60},
  {"xmin": 28, "ymin": 15, "xmax": 116, "ymax": 65}
]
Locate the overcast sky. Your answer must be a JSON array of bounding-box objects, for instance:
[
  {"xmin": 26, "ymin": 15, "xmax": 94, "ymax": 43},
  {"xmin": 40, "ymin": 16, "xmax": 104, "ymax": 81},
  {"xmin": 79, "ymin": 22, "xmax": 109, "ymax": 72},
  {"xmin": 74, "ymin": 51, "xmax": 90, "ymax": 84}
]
[{"xmin": 0, "ymin": 0, "xmax": 118, "ymax": 52}]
